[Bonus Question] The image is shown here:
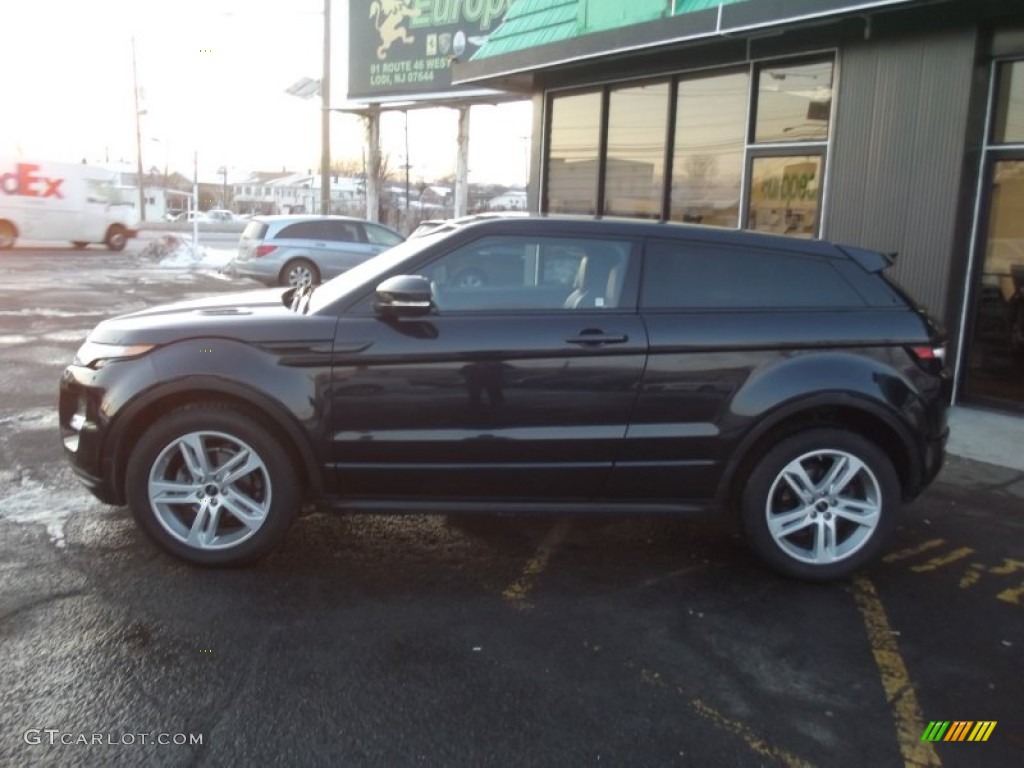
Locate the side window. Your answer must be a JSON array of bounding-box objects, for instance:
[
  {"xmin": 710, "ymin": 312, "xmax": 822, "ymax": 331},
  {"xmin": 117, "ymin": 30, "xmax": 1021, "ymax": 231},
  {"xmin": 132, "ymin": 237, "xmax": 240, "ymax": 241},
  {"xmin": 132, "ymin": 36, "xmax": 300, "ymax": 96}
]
[
  {"xmin": 641, "ymin": 240, "xmax": 865, "ymax": 309},
  {"xmin": 364, "ymin": 223, "xmax": 404, "ymax": 247},
  {"xmin": 418, "ymin": 236, "xmax": 631, "ymax": 312},
  {"xmin": 278, "ymin": 222, "xmax": 318, "ymax": 239},
  {"xmin": 325, "ymin": 221, "xmax": 358, "ymax": 242}
]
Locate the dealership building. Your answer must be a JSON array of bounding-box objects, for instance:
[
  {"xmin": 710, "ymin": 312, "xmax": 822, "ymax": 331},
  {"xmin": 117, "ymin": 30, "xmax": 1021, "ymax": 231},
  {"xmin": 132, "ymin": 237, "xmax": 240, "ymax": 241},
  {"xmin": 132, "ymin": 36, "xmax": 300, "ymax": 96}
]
[{"xmin": 446, "ymin": 0, "xmax": 1024, "ymax": 416}]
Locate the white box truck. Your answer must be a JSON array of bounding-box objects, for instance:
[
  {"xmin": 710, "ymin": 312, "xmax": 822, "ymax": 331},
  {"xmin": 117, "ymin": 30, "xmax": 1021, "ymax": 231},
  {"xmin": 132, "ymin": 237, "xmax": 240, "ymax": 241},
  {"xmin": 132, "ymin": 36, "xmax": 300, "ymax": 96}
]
[{"xmin": 0, "ymin": 159, "xmax": 140, "ymax": 250}]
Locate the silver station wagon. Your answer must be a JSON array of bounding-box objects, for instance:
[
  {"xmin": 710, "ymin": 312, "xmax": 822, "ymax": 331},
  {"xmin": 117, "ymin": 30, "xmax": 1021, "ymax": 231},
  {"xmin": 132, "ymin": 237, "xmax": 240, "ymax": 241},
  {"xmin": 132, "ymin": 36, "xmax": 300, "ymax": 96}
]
[{"xmin": 228, "ymin": 214, "xmax": 405, "ymax": 287}]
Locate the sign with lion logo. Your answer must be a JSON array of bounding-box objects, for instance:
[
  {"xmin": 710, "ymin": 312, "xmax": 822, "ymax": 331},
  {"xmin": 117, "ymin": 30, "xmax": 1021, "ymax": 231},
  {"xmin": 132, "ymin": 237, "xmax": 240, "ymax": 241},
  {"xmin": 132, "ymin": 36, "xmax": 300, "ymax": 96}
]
[{"xmin": 349, "ymin": 0, "xmax": 512, "ymax": 100}]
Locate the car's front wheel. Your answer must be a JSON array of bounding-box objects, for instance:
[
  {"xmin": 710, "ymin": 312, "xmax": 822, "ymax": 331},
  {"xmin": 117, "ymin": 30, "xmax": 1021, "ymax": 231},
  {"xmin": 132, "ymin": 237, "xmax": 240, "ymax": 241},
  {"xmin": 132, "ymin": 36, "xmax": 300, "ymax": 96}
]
[
  {"xmin": 125, "ymin": 404, "xmax": 300, "ymax": 566},
  {"xmin": 740, "ymin": 429, "xmax": 900, "ymax": 581}
]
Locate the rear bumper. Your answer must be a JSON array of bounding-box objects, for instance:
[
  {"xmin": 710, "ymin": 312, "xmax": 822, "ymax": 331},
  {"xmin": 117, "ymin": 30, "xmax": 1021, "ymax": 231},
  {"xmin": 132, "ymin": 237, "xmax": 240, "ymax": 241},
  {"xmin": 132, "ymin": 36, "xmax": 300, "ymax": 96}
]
[{"xmin": 223, "ymin": 258, "xmax": 276, "ymax": 286}]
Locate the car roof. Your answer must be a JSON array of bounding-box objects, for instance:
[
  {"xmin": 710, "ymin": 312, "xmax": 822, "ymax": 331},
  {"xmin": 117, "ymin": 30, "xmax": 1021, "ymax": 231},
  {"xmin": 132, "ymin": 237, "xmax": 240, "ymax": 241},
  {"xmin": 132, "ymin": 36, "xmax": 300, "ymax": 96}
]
[
  {"xmin": 255, "ymin": 214, "xmax": 366, "ymax": 224},
  {"xmin": 427, "ymin": 212, "xmax": 849, "ymax": 259}
]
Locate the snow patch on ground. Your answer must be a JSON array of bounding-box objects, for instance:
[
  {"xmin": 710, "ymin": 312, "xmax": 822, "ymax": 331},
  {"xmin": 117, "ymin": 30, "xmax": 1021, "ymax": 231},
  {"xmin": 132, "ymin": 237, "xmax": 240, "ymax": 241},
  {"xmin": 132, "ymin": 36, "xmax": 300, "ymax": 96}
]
[
  {"xmin": 0, "ymin": 408, "xmax": 60, "ymax": 431},
  {"xmin": 0, "ymin": 335, "xmax": 33, "ymax": 345},
  {"xmin": 0, "ymin": 309, "xmax": 106, "ymax": 318},
  {"xmin": 43, "ymin": 330, "xmax": 93, "ymax": 343},
  {"xmin": 143, "ymin": 235, "xmax": 234, "ymax": 270},
  {"xmin": 0, "ymin": 473, "xmax": 79, "ymax": 549}
]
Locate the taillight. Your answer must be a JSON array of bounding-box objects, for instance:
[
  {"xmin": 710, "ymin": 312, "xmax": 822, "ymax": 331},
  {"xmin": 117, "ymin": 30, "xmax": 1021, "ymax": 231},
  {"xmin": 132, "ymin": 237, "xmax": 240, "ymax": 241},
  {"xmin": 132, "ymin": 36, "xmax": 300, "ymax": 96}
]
[
  {"xmin": 908, "ymin": 344, "xmax": 946, "ymax": 372},
  {"xmin": 254, "ymin": 245, "xmax": 277, "ymax": 257}
]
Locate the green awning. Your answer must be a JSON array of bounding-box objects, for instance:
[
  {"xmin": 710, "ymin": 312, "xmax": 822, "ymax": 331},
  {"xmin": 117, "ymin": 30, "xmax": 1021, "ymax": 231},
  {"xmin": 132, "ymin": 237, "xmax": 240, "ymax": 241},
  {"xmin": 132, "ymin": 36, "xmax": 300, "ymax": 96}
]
[{"xmin": 473, "ymin": 0, "xmax": 750, "ymax": 61}]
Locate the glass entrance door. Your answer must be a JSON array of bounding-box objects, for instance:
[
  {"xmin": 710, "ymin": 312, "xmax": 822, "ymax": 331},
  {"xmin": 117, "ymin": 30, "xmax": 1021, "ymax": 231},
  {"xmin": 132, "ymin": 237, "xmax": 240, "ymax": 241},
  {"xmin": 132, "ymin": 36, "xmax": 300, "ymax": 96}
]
[{"xmin": 963, "ymin": 158, "xmax": 1024, "ymax": 408}]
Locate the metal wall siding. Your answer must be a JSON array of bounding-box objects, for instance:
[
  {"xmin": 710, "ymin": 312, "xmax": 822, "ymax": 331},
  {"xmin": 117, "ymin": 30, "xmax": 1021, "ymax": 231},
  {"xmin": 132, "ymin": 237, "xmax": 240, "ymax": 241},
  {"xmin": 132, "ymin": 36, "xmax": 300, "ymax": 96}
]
[{"xmin": 825, "ymin": 29, "xmax": 977, "ymax": 320}]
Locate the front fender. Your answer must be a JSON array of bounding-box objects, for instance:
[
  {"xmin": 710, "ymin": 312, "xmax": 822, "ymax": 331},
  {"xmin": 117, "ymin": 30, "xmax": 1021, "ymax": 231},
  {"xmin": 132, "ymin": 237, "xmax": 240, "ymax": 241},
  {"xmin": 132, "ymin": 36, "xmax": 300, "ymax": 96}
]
[{"xmin": 102, "ymin": 336, "xmax": 332, "ymax": 503}]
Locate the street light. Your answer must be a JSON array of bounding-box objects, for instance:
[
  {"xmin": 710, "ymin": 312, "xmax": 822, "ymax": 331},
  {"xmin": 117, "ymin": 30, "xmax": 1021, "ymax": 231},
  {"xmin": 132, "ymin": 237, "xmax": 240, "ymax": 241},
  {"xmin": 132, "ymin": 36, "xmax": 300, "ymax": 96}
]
[{"xmin": 284, "ymin": 1, "xmax": 332, "ymax": 215}]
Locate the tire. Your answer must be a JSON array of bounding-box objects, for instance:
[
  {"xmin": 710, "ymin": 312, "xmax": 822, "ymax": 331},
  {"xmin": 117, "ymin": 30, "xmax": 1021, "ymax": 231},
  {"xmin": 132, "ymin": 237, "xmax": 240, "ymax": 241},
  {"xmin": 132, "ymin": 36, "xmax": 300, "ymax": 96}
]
[
  {"xmin": 280, "ymin": 258, "xmax": 320, "ymax": 287},
  {"xmin": 125, "ymin": 404, "xmax": 300, "ymax": 566},
  {"xmin": 739, "ymin": 428, "xmax": 900, "ymax": 581},
  {"xmin": 0, "ymin": 221, "xmax": 16, "ymax": 249},
  {"xmin": 72, "ymin": 241, "xmax": 89, "ymax": 249},
  {"xmin": 105, "ymin": 225, "xmax": 127, "ymax": 251}
]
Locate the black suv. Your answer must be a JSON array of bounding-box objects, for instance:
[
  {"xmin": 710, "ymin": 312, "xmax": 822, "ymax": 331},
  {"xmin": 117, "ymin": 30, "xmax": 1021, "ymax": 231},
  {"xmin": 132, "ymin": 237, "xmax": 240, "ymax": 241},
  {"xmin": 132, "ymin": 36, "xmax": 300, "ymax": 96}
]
[{"xmin": 59, "ymin": 216, "xmax": 949, "ymax": 579}]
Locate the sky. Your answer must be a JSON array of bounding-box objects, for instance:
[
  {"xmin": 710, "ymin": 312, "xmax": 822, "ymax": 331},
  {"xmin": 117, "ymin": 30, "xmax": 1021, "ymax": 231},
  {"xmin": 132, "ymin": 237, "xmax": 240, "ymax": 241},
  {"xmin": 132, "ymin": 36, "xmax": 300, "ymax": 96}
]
[{"xmin": 0, "ymin": 0, "xmax": 532, "ymax": 185}]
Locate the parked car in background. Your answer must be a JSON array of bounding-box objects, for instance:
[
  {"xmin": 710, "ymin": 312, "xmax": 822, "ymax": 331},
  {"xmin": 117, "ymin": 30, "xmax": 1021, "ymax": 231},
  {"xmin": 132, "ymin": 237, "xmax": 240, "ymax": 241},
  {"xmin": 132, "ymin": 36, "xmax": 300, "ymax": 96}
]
[
  {"xmin": 60, "ymin": 215, "xmax": 950, "ymax": 579},
  {"xmin": 171, "ymin": 210, "xmax": 211, "ymax": 223},
  {"xmin": 227, "ymin": 214, "xmax": 405, "ymax": 286},
  {"xmin": 206, "ymin": 209, "xmax": 236, "ymax": 222}
]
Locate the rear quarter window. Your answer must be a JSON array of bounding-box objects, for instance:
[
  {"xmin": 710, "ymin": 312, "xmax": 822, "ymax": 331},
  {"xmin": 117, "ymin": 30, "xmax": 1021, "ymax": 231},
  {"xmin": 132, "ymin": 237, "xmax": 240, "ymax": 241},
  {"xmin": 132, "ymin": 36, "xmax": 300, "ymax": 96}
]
[
  {"xmin": 641, "ymin": 240, "xmax": 866, "ymax": 310},
  {"xmin": 241, "ymin": 221, "xmax": 268, "ymax": 240}
]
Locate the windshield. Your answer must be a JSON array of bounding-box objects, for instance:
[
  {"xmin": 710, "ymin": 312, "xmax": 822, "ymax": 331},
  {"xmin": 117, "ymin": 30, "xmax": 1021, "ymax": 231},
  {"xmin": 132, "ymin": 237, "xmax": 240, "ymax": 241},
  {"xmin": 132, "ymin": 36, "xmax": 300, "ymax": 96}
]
[{"xmin": 306, "ymin": 230, "xmax": 450, "ymax": 313}]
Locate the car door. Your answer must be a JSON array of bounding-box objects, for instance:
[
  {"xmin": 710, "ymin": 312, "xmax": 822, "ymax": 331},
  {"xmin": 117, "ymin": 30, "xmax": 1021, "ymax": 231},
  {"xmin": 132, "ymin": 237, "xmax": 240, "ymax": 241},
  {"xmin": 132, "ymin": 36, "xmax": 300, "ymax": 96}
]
[
  {"xmin": 315, "ymin": 220, "xmax": 392, "ymax": 278},
  {"xmin": 327, "ymin": 233, "xmax": 648, "ymax": 501}
]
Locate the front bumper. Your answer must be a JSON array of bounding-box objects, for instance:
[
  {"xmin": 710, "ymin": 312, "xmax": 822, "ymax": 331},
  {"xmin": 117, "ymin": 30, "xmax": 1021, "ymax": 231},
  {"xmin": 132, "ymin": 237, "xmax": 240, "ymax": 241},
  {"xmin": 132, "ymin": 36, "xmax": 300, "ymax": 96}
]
[{"xmin": 59, "ymin": 365, "xmax": 121, "ymax": 505}]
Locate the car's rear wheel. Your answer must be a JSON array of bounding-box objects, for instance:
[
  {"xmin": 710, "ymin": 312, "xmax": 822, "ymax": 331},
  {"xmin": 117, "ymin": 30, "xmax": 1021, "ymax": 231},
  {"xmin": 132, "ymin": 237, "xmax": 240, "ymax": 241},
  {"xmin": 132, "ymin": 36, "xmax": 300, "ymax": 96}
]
[
  {"xmin": 740, "ymin": 429, "xmax": 900, "ymax": 581},
  {"xmin": 280, "ymin": 258, "xmax": 319, "ymax": 287},
  {"xmin": 105, "ymin": 225, "xmax": 127, "ymax": 251},
  {"xmin": 125, "ymin": 404, "xmax": 300, "ymax": 566}
]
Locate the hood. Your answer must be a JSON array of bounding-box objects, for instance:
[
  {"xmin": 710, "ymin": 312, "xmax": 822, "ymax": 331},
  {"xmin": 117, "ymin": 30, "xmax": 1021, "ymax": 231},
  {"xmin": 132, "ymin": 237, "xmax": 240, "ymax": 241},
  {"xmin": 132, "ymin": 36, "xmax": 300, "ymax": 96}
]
[{"xmin": 87, "ymin": 287, "xmax": 338, "ymax": 346}]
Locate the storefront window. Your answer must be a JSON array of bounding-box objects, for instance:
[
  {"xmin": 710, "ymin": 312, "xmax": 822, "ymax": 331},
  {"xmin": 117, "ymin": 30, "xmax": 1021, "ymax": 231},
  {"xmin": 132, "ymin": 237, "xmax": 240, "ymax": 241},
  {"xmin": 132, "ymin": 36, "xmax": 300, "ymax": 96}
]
[
  {"xmin": 755, "ymin": 59, "xmax": 833, "ymax": 143},
  {"xmin": 670, "ymin": 70, "xmax": 748, "ymax": 228},
  {"xmin": 604, "ymin": 82, "xmax": 669, "ymax": 218},
  {"xmin": 964, "ymin": 159, "xmax": 1024, "ymax": 406},
  {"xmin": 993, "ymin": 61, "xmax": 1024, "ymax": 143},
  {"xmin": 746, "ymin": 155, "xmax": 822, "ymax": 238},
  {"xmin": 546, "ymin": 91, "xmax": 602, "ymax": 214}
]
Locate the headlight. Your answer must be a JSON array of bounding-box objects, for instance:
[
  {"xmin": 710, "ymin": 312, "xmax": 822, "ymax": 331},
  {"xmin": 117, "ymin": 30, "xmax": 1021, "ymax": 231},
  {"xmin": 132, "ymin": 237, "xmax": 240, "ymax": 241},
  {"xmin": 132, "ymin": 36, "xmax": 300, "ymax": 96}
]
[{"xmin": 73, "ymin": 341, "xmax": 156, "ymax": 368}]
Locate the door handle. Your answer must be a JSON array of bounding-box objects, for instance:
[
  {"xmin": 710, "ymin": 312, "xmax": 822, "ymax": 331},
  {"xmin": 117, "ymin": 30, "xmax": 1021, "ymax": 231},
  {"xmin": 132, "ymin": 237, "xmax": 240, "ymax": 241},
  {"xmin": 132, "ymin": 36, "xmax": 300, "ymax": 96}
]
[{"xmin": 566, "ymin": 331, "xmax": 628, "ymax": 345}]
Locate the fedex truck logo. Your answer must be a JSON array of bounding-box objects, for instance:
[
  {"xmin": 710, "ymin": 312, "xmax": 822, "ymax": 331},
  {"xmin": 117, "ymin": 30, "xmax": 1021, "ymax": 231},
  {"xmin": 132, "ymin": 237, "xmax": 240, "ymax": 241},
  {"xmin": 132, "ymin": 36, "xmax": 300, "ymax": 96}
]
[{"xmin": 0, "ymin": 164, "xmax": 64, "ymax": 199}]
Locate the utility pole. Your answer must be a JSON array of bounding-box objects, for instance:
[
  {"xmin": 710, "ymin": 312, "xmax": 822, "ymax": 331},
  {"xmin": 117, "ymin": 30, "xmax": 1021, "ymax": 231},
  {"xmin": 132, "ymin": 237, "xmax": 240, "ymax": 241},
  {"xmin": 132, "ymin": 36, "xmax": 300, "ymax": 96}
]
[
  {"xmin": 219, "ymin": 165, "xmax": 228, "ymax": 208},
  {"xmin": 321, "ymin": 0, "xmax": 331, "ymax": 216},
  {"xmin": 132, "ymin": 36, "xmax": 147, "ymax": 222}
]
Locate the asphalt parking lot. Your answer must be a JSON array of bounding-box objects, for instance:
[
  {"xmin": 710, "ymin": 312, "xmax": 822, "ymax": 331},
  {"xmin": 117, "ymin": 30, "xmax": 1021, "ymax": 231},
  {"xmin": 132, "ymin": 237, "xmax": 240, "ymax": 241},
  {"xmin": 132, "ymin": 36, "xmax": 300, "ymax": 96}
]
[{"xmin": 1, "ymin": 241, "xmax": 1021, "ymax": 767}]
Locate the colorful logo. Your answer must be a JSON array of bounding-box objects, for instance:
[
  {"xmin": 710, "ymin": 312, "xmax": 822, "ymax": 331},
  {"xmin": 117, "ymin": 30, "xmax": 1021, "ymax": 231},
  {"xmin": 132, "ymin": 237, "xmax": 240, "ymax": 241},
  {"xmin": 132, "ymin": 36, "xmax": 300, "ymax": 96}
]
[
  {"xmin": 920, "ymin": 721, "xmax": 997, "ymax": 742},
  {"xmin": 369, "ymin": 0, "xmax": 421, "ymax": 60}
]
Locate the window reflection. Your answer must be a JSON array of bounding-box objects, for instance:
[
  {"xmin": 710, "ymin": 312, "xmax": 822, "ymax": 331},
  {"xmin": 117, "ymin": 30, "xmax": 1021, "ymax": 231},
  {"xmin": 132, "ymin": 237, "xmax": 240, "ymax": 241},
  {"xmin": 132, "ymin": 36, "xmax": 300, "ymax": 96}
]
[
  {"xmin": 747, "ymin": 155, "xmax": 822, "ymax": 238},
  {"xmin": 604, "ymin": 82, "xmax": 669, "ymax": 218},
  {"xmin": 671, "ymin": 71, "xmax": 748, "ymax": 228},
  {"xmin": 965, "ymin": 160, "xmax": 1024, "ymax": 406},
  {"xmin": 546, "ymin": 91, "xmax": 601, "ymax": 214},
  {"xmin": 994, "ymin": 61, "xmax": 1024, "ymax": 144},
  {"xmin": 755, "ymin": 60, "xmax": 833, "ymax": 143}
]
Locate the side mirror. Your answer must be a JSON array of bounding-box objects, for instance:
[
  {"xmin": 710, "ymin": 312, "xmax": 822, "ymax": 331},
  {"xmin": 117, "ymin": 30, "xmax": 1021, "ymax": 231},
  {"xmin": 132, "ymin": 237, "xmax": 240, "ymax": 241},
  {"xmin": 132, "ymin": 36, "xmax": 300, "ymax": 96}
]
[{"xmin": 374, "ymin": 274, "xmax": 434, "ymax": 317}]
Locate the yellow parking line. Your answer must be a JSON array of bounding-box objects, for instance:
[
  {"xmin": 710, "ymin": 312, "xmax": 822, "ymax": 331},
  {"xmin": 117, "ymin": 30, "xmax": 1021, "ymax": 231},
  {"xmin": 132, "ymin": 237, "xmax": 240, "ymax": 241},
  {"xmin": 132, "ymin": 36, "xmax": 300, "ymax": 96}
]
[
  {"xmin": 996, "ymin": 583, "xmax": 1024, "ymax": 606},
  {"xmin": 689, "ymin": 699, "xmax": 813, "ymax": 768},
  {"xmin": 910, "ymin": 548, "xmax": 974, "ymax": 573},
  {"xmin": 883, "ymin": 539, "xmax": 946, "ymax": 563},
  {"xmin": 851, "ymin": 577, "xmax": 941, "ymax": 768},
  {"xmin": 503, "ymin": 519, "xmax": 571, "ymax": 611}
]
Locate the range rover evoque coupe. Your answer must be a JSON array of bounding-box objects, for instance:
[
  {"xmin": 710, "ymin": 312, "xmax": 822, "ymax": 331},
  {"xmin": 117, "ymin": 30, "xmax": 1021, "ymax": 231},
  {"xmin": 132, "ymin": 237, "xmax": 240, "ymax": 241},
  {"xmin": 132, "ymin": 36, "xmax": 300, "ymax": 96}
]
[{"xmin": 59, "ymin": 215, "xmax": 950, "ymax": 580}]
